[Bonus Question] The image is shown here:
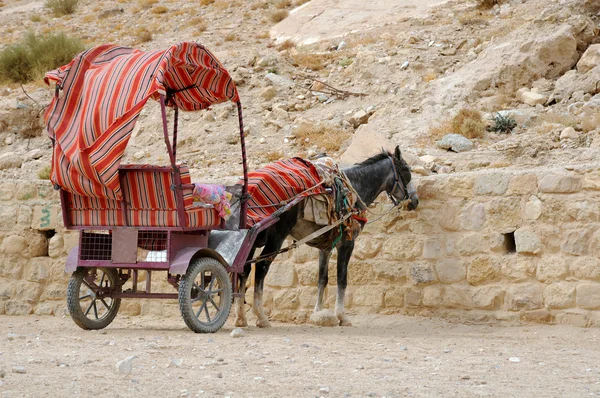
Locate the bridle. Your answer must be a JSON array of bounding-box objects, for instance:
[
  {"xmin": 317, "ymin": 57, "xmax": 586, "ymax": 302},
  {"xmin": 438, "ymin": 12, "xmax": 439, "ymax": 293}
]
[{"xmin": 387, "ymin": 155, "xmax": 410, "ymax": 206}]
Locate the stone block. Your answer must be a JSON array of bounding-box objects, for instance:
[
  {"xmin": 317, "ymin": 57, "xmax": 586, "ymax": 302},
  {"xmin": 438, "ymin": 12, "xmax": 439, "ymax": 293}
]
[
  {"xmin": 441, "ymin": 176, "xmax": 474, "ymax": 198},
  {"xmin": 472, "ymin": 285, "xmax": 505, "ymax": 309},
  {"xmin": 507, "ymin": 284, "xmax": 543, "ymax": 311},
  {"xmin": 538, "ymin": 175, "xmax": 582, "ymax": 193},
  {"xmin": 383, "ymin": 287, "xmax": 404, "ymax": 308},
  {"xmin": 561, "ymin": 229, "xmax": 591, "ymax": 256},
  {"xmin": 354, "ymin": 238, "xmax": 383, "ymax": 260},
  {"xmin": 443, "ymin": 286, "xmax": 472, "ymax": 309},
  {"xmin": 0, "ymin": 255, "xmax": 26, "ymax": 278},
  {"xmin": 423, "ymin": 286, "xmax": 444, "ymax": 307},
  {"xmin": 48, "ymin": 235, "xmax": 64, "ymax": 258},
  {"xmin": 273, "ymin": 289, "xmax": 299, "ymax": 310},
  {"xmin": 435, "ymin": 258, "xmax": 466, "ymax": 283},
  {"xmin": 18, "ymin": 280, "xmax": 42, "ymax": 302},
  {"xmin": 295, "ymin": 262, "xmax": 317, "ymax": 286},
  {"xmin": 554, "ymin": 310, "xmax": 589, "ymax": 327},
  {"xmin": 16, "ymin": 183, "xmax": 37, "ymax": 201},
  {"xmin": 352, "ymin": 286, "xmax": 383, "ymax": 308},
  {"xmin": 0, "ymin": 278, "xmax": 15, "ymax": 299},
  {"xmin": 567, "ymin": 201, "xmax": 599, "ymax": 222},
  {"xmin": 486, "ymin": 197, "xmax": 521, "ymax": 230},
  {"xmin": 520, "ymin": 309, "xmax": 553, "ymax": 324},
  {"xmin": 571, "ymin": 257, "xmax": 600, "ymax": 280},
  {"xmin": 28, "ymin": 232, "xmax": 48, "ymax": 257},
  {"xmin": 0, "ymin": 206, "xmax": 17, "ymax": 229},
  {"xmin": 119, "ymin": 301, "xmax": 141, "ymax": 316},
  {"xmin": 0, "ymin": 182, "xmax": 16, "ymax": 201},
  {"xmin": 34, "ymin": 303, "xmax": 54, "ymax": 316},
  {"xmin": 372, "ymin": 261, "xmax": 407, "ymax": 282},
  {"xmin": 383, "ymin": 236, "xmax": 423, "ymax": 261},
  {"xmin": 140, "ymin": 300, "xmax": 164, "ymax": 316},
  {"xmin": 347, "ymin": 260, "xmax": 373, "ymax": 285},
  {"xmin": 502, "ymin": 257, "xmax": 536, "ymax": 282},
  {"xmin": 0, "ymin": 235, "xmax": 27, "ymax": 255},
  {"xmin": 467, "ymin": 257, "xmax": 500, "ymax": 285},
  {"xmin": 507, "ymin": 174, "xmax": 538, "ymax": 195},
  {"xmin": 457, "ymin": 233, "xmax": 488, "ymax": 256},
  {"xmin": 524, "ymin": 196, "xmax": 543, "ymax": 220},
  {"xmin": 422, "ymin": 238, "xmax": 446, "ymax": 259},
  {"xmin": 31, "ymin": 205, "xmax": 58, "ymax": 231},
  {"xmin": 475, "ymin": 172, "xmax": 510, "ymax": 195},
  {"xmin": 410, "ymin": 263, "xmax": 436, "ymax": 285},
  {"xmin": 576, "ymin": 44, "xmax": 600, "ymax": 73},
  {"xmin": 4, "ymin": 300, "xmax": 32, "ymax": 315},
  {"xmin": 439, "ymin": 205, "xmax": 460, "ymax": 231},
  {"xmin": 514, "ymin": 228, "xmax": 542, "ymax": 254},
  {"xmin": 536, "ymin": 256, "xmax": 568, "ymax": 282},
  {"xmin": 17, "ymin": 206, "xmax": 32, "ymax": 227},
  {"xmin": 459, "ymin": 202, "xmax": 486, "ymax": 231},
  {"xmin": 576, "ymin": 282, "xmax": 600, "ymax": 309},
  {"xmin": 298, "ymin": 286, "xmax": 318, "ymax": 308},
  {"xmin": 24, "ymin": 257, "xmax": 51, "ymax": 283},
  {"xmin": 405, "ymin": 288, "xmax": 422, "ymax": 307},
  {"xmin": 543, "ymin": 282, "xmax": 575, "ymax": 309},
  {"xmin": 265, "ymin": 261, "xmax": 297, "ymax": 288}
]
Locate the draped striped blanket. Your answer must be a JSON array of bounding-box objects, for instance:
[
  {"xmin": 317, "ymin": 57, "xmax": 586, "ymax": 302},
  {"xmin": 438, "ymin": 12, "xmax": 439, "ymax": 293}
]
[
  {"xmin": 244, "ymin": 158, "xmax": 325, "ymax": 226},
  {"xmin": 44, "ymin": 42, "xmax": 238, "ymax": 200}
]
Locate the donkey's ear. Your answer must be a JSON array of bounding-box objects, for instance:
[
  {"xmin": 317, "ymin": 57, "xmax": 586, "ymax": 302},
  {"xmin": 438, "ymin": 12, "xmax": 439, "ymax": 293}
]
[{"xmin": 394, "ymin": 145, "xmax": 401, "ymax": 159}]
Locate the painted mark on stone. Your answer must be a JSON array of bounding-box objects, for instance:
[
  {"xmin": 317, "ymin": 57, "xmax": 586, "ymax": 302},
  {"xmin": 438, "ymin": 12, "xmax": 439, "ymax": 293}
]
[{"xmin": 40, "ymin": 208, "xmax": 51, "ymax": 228}]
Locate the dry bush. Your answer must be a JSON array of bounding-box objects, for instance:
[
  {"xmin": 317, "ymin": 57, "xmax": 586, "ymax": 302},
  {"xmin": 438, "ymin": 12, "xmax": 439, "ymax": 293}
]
[
  {"xmin": 538, "ymin": 112, "xmax": 577, "ymax": 128},
  {"xmin": 429, "ymin": 108, "xmax": 486, "ymax": 141},
  {"xmin": 30, "ymin": 14, "xmax": 42, "ymax": 22},
  {"xmin": 188, "ymin": 16, "xmax": 208, "ymax": 32},
  {"xmin": 294, "ymin": 0, "xmax": 310, "ymax": 5},
  {"xmin": 135, "ymin": 28, "xmax": 153, "ymax": 43},
  {"xmin": 294, "ymin": 122, "xmax": 351, "ymax": 153},
  {"xmin": 275, "ymin": 0, "xmax": 291, "ymax": 9},
  {"xmin": 422, "ymin": 70, "xmax": 438, "ymax": 83},
  {"xmin": 38, "ymin": 165, "xmax": 51, "ymax": 180},
  {"xmin": 224, "ymin": 33, "xmax": 237, "ymax": 42},
  {"xmin": 264, "ymin": 150, "xmax": 284, "ymax": 162},
  {"xmin": 46, "ymin": 0, "xmax": 78, "ymax": 16},
  {"xmin": 0, "ymin": 32, "xmax": 84, "ymax": 84},
  {"xmin": 138, "ymin": 0, "xmax": 158, "ymax": 8},
  {"xmin": 151, "ymin": 5, "xmax": 168, "ymax": 13},
  {"xmin": 292, "ymin": 52, "xmax": 330, "ymax": 71},
  {"xmin": 270, "ymin": 9, "xmax": 289, "ymax": 23},
  {"xmin": 256, "ymin": 31, "xmax": 270, "ymax": 39},
  {"xmin": 251, "ymin": 1, "xmax": 269, "ymax": 10},
  {"xmin": 200, "ymin": 0, "xmax": 215, "ymax": 4},
  {"xmin": 277, "ymin": 39, "xmax": 295, "ymax": 51},
  {"xmin": 458, "ymin": 11, "xmax": 487, "ymax": 26},
  {"xmin": 477, "ymin": 0, "xmax": 504, "ymax": 9}
]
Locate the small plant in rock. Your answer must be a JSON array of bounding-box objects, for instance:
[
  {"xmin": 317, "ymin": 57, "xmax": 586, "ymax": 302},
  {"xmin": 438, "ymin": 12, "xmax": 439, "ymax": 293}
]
[
  {"xmin": 488, "ymin": 113, "xmax": 517, "ymax": 134},
  {"xmin": 46, "ymin": 0, "xmax": 79, "ymax": 16},
  {"xmin": 38, "ymin": 165, "xmax": 51, "ymax": 180}
]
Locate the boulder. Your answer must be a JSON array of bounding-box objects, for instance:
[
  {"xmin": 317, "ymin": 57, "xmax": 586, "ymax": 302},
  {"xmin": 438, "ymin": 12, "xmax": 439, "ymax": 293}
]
[
  {"xmin": 0, "ymin": 153, "xmax": 22, "ymax": 170},
  {"xmin": 436, "ymin": 134, "xmax": 473, "ymax": 153},
  {"xmin": 576, "ymin": 44, "xmax": 600, "ymax": 73},
  {"xmin": 520, "ymin": 91, "xmax": 547, "ymax": 106}
]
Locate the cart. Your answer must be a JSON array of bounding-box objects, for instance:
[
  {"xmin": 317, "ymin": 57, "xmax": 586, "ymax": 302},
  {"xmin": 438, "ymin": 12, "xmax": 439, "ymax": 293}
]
[{"xmin": 44, "ymin": 42, "xmax": 296, "ymax": 333}]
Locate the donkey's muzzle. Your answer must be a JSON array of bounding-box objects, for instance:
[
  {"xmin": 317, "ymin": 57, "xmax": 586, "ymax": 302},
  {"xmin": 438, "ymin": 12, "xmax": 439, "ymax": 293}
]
[{"xmin": 406, "ymin": 182, "xmax": 419, "ymax": 210}]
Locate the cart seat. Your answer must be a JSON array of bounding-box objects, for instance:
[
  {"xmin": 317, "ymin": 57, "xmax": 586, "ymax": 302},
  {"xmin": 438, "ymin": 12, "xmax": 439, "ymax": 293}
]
[{"xmin": 63, "ymin": 165, "xmax": 222, "ymax": 229}]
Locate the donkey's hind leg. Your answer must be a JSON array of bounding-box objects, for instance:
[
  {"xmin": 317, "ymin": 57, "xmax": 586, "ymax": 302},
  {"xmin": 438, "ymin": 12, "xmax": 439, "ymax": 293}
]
[
  {"xmin": 314, "ymin": 250, "xmax": 331, "ymax": 313},
  {"xmin": 253, "ymin": 238, "xmax": 287, "ymax": 328},
  {"xmin": 335, "ymin": 240, "xmax": 355, "ymax": 326},
  {"xmin": 234, "ymin": 255, "xmax": 254, "ymax": 327}
]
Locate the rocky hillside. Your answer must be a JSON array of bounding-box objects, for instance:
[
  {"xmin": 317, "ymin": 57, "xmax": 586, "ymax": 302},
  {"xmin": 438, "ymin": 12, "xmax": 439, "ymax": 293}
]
[{"xmin": 0, "ymin": 0, "xmax": 599, "ymax": 186}]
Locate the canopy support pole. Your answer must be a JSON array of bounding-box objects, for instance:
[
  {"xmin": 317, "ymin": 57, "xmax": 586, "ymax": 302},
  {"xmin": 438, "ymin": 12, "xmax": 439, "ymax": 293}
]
[
  {"xmin": 160, "ymin": 95, "xmax": 177, "ymax": 169},
  {"xmin": 173, "ymin": 107, "xmax": 179, "ymax": 161},
  {"xmin": 236, "ymin": 101, "xmax": 248, "ymax": 230}
]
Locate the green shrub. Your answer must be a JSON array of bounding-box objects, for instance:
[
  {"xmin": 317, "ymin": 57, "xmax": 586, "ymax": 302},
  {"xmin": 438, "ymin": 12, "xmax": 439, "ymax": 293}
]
[
  {"xmin": 0, "ymin": 32, "xmax": 84, "ymax": 84},
  {"xmin": 46, "ymin": 0, "xmax": 79, "ymax": 16},
  {"xmin": 38, "ymin": 165, "xmax": 51, "ymax": 180},
  {"xmin": 488, "ymin": 113, "xmax": 517, "ymax": 134}
]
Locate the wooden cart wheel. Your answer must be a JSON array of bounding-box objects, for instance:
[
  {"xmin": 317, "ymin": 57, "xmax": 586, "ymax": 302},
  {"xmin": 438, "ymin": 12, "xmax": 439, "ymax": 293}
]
[
  {"xmin": 179, "ymin": 257, "xmax": 232, "ymax": 333},
  {"xmin": 66, "ymin": 267, "xmax": 121, "ymax": 330}
]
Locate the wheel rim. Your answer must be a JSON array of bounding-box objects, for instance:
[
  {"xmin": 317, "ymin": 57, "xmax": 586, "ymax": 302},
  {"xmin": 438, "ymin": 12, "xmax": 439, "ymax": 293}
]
[
  {"xmin": 189, "ymin": 269, "xmax": 225, "ymax": 325},
  {"xmin": 78, "ymin": 269, "xmax": 118, "ymax": 322}
]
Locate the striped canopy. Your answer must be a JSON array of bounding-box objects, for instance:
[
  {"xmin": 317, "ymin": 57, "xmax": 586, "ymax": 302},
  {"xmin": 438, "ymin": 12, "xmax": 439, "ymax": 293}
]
[{"xmin": 44, "ymin": 42, "xmax": 239, "ymax": 199}]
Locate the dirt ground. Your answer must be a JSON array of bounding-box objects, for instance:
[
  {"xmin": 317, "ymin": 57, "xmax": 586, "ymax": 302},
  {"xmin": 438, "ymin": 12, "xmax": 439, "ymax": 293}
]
[{"xmin": 0, "ymin": 314, "xmax": 599, "ymax": 398}]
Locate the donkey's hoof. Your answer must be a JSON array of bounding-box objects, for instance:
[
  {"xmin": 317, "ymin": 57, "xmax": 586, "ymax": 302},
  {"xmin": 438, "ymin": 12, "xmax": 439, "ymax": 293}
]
[
  {"xmin": 310, "ymin": 310, "xmax": 338, "ymax": 327},
  {"xmin": 256, "ymin": 319, "xmax": 271, "ymax": 328},
  {"xmin": 235, "ymin": 318, "xmax": 248, "ymax": 327},
  {"xmin": 338, "ymin": 316, "xmax": 353, "ymax": 327}
]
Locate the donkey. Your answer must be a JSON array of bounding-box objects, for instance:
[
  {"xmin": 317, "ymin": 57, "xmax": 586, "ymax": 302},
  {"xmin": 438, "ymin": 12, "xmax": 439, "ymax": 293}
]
[{"xmin": 234, "ymin": 146, "xmax": 419, "ymax": 327}]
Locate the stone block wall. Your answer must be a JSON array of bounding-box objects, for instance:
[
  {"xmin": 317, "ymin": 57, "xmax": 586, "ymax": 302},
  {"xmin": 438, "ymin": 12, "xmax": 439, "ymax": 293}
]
[{"xmin": 2, "ymin": 165, "xmax": 600, "ymax": 327}]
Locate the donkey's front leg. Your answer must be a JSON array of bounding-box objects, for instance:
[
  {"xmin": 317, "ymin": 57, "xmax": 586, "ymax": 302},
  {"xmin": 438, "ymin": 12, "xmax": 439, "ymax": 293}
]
[
  {"xmin": 314, "ymin": 250, "xmax": 332, "ymax": 313},
  {"xmin": 234, "ymin": 261, "xmax": 253, "ymax": 327},
  {"xmin": 336, "ymin": 240, "xmax": 355, "ymax": 326}
]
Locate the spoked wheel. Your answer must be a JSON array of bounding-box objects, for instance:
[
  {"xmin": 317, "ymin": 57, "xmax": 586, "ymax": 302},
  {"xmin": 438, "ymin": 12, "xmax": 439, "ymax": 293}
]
[
  {"xmin": 66, "ymin": 267, "xmax": 121, "ymax": 330},
  {"xmin": 179, "ymin": 257, "xmax": 232, "ymax": 333}
]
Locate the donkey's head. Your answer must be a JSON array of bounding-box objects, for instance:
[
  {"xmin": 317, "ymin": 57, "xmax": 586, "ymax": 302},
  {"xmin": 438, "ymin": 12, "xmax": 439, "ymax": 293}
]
[{"xmin": 388, "ymin": 146, "xmax": 419, "ymax": 211}]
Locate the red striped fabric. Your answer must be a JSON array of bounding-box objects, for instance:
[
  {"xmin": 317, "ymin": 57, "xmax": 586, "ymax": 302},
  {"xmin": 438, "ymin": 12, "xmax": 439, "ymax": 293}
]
[
  {"xmin": 44, "ymin": 42, "xmax": 239, "ymax": 200},
  {"xmin": 244, "ymin": 158, "xmax": 325, "ymax": 226},
  {"xmin": 66, "ymin": 165, "xmax": 220, "ymax": 228}
]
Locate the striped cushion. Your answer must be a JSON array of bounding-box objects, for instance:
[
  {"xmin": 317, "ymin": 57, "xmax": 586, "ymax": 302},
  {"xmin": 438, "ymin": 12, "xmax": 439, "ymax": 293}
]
[{"xmin": 66, "ymin": 165, "xmax": 221, "ymax": 228}]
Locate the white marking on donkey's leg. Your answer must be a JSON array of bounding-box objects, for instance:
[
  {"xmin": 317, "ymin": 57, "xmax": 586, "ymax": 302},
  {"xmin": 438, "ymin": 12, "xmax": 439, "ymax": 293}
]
[
  {"xmin": 252, "ymin": 287, "xmax": 271, "ymax": 328},
  {"xmin": 335, "ymin": 287, "xmax": 352, "ymax": 326}
]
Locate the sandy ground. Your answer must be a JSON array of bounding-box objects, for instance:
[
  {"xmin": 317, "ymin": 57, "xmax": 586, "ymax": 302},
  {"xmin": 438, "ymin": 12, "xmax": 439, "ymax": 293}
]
[{"xmin": 1, "ymin": 314, "xmax": 599, "ymax": 398}]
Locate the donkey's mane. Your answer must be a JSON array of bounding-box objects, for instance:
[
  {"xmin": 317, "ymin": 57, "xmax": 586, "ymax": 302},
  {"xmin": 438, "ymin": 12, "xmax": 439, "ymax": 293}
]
[{"xmin": 355, "ymin": 150, "xmax": 393, "ymax": 167}]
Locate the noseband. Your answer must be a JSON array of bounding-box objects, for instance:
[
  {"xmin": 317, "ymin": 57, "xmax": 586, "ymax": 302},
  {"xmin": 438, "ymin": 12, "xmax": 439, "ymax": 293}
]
[{"xmin": 387, "ymin": 155, "xmax": 410, "ymax": 206}]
